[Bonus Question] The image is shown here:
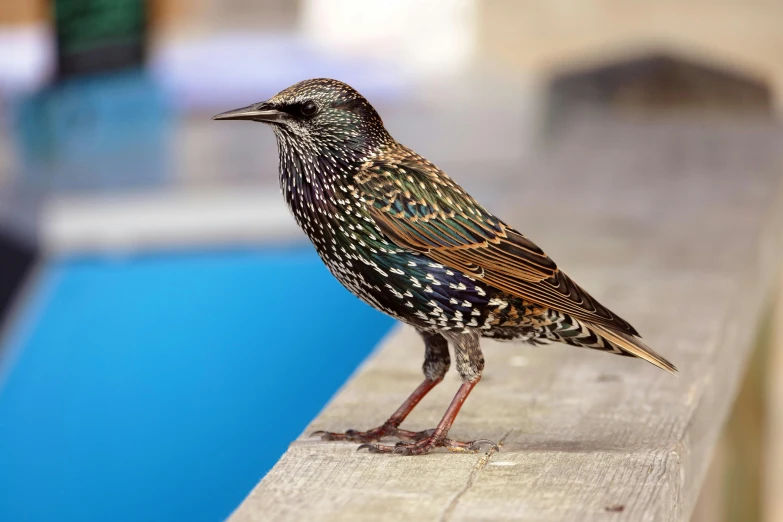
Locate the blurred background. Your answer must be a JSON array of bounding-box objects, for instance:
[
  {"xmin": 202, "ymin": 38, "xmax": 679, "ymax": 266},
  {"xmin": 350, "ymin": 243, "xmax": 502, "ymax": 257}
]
[{"xmin": 0, "ymin": 1, "xmax": 782, "ymax": 521}]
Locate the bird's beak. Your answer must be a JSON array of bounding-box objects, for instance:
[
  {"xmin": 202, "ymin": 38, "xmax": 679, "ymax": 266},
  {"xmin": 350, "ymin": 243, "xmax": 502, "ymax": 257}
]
[{"xmin": 212, "ymin": 103, "xmax": 285, "ymax": 122}]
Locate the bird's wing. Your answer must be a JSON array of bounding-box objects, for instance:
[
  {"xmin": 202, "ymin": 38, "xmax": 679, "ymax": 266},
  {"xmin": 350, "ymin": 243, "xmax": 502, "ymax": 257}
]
[{"xmin": 355, "ymin": 156, "xmax": 640, "ymax": 336}]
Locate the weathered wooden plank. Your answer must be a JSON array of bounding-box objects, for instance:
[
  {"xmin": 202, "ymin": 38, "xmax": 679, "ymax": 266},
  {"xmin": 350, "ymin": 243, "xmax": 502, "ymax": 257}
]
[
  {"xmin": 230, "ymin": 119, "xmax": 783, "ymax": 522},
  {"xmin": 763, "ymin": 281, "xmax": 783, "ymax": 522}
]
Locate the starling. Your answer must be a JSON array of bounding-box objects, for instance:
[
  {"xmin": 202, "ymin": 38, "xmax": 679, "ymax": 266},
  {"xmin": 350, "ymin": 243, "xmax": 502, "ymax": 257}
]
[{"xmin": 213, "ymin": 79, "xmax": 677, "ymax": 456}]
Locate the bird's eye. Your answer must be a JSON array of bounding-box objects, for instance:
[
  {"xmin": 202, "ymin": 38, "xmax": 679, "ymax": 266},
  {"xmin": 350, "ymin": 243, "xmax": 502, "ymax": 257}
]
[{"xmin": 300, "ymin": 101, "xmax": 318, "ymax": 117}]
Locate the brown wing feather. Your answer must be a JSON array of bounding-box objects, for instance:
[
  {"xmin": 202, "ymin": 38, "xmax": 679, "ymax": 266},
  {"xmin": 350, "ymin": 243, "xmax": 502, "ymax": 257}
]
[{"xmin": 359, "ymin": 156, "xmax": 640, "ymax": 336}]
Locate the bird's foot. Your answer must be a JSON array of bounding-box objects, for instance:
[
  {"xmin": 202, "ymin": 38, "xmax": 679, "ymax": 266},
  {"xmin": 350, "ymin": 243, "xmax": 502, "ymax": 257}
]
[
  {"xmin": 312, "ymin": 423, "xmax": 421, "ymax": 443},
  {"xmin": 357, "ymin": 432, "xmax": 498, "ymax": 456}
]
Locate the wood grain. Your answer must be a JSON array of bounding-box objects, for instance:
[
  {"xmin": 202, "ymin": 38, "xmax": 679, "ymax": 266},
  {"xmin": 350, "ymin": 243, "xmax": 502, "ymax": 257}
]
[{"xmin": 230, "ymin": 119, "xmax": 783, "ymax": 522}]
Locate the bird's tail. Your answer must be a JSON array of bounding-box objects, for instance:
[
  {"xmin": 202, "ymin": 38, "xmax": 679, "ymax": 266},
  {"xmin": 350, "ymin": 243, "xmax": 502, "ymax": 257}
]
[
  {"xmin": 539, "ymin": 312, "xmax": 677, "ymax": 374},
  {"xmin": 589, "ymin": 323, "xmax": 678, "ymax": 374}
]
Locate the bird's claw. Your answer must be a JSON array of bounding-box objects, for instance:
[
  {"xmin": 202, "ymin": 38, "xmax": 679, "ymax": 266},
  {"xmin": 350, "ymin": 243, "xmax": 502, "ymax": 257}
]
[
  {"xmin": 410, "ymin": 428, "xmax": 436, "ymax": 440},
  {"xmin": 356, "ymin": 433, "xmax": 499, "ymax": 456},
  {"xmin": 355, "ymin": 441, "xmax": 425, "ymax": 455},
  {"xmin": 356, "ymin": 443, "xmax": 382, "ymax": 453},
  {"xmin": 311, "ymin": 424, "xmax": 408, "ymax": 443}
]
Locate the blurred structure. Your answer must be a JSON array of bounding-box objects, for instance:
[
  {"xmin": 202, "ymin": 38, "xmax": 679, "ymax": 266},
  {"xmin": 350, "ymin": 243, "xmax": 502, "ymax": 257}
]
[
  {"xmin": 0, "ymin": 0, "xmax": 169, "ymax": 332},
  {"xmin": 53, "ymin": 0, "xmax": 147, "ymax": 79},
  {"xmin": 0, "ymin": 1, "xmax": 782, "ymax": 522},
  {"xmin": 477, "ymin": 0, "xmax": 783, "ymax": 113},
  {"xmin": 546, "ymin": 53, "xmax": 773, "ymax": 133}
]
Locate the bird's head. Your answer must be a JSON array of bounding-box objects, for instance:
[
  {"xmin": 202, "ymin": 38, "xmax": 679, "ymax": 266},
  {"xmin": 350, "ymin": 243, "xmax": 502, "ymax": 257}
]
[{"xmin": 213, "ymin": 78, "xmax": 392, "ymax": 162}]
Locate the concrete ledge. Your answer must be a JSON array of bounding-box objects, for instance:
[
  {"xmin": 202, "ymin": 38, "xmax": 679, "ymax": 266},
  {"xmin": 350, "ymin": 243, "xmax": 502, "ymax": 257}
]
[
  {"xmin": 40, "ymin": 188, "xmax": 301, "ymax": 253},
  {"xmin": 0, "ymin": 186, "xmax": 303, "ymax": 255}
]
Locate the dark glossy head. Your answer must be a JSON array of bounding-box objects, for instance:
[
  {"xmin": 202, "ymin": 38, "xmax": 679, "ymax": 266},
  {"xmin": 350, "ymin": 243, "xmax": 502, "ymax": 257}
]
[{"xmin": 213, "ymin": 78, "xmax": 392, "ymax": 160}]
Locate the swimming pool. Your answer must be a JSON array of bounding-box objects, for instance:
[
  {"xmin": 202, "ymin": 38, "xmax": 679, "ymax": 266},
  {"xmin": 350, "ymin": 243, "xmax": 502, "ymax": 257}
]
[{"xmin": 0, "ymin": 245, "xmax": 395, "ymax": 522}]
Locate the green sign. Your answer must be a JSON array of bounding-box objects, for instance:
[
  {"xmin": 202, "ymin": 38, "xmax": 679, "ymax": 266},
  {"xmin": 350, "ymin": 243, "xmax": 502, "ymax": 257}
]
[{"xmin": 53, "ymin": 0, "xmax": 147, "ymax": 78}]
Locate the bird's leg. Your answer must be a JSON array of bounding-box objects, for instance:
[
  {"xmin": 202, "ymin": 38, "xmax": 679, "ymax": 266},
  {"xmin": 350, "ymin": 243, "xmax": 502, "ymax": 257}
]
[
  {"xmin": 359, "ymin": 330, "xmax": 498, "ymax": 455},
  {"xmin": 314, "ymin": 330, "xmax": 450, "ymax": 443},
  {"xmin": 314, "ymin": 379, "xmax": 441, "ymax": 442}
]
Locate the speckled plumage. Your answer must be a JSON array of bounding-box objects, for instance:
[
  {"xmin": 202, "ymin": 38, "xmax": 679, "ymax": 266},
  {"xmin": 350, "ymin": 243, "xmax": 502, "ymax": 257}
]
[{"xmin": 213, "ymin": 78, "xmax": 676, "ymax": 455}]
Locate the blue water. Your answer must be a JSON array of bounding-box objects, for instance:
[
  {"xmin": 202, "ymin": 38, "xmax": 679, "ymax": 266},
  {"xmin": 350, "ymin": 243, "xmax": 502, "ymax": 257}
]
[{"xmin": 0, "ymin": 246, "xmax": 395, "ymax": 522}]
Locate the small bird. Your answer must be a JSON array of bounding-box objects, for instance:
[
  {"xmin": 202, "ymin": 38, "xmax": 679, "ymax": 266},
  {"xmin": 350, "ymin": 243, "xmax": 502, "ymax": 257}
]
[{"xmin": 213, "ymin": 79, "xmax": 676, "ymax": 456}]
